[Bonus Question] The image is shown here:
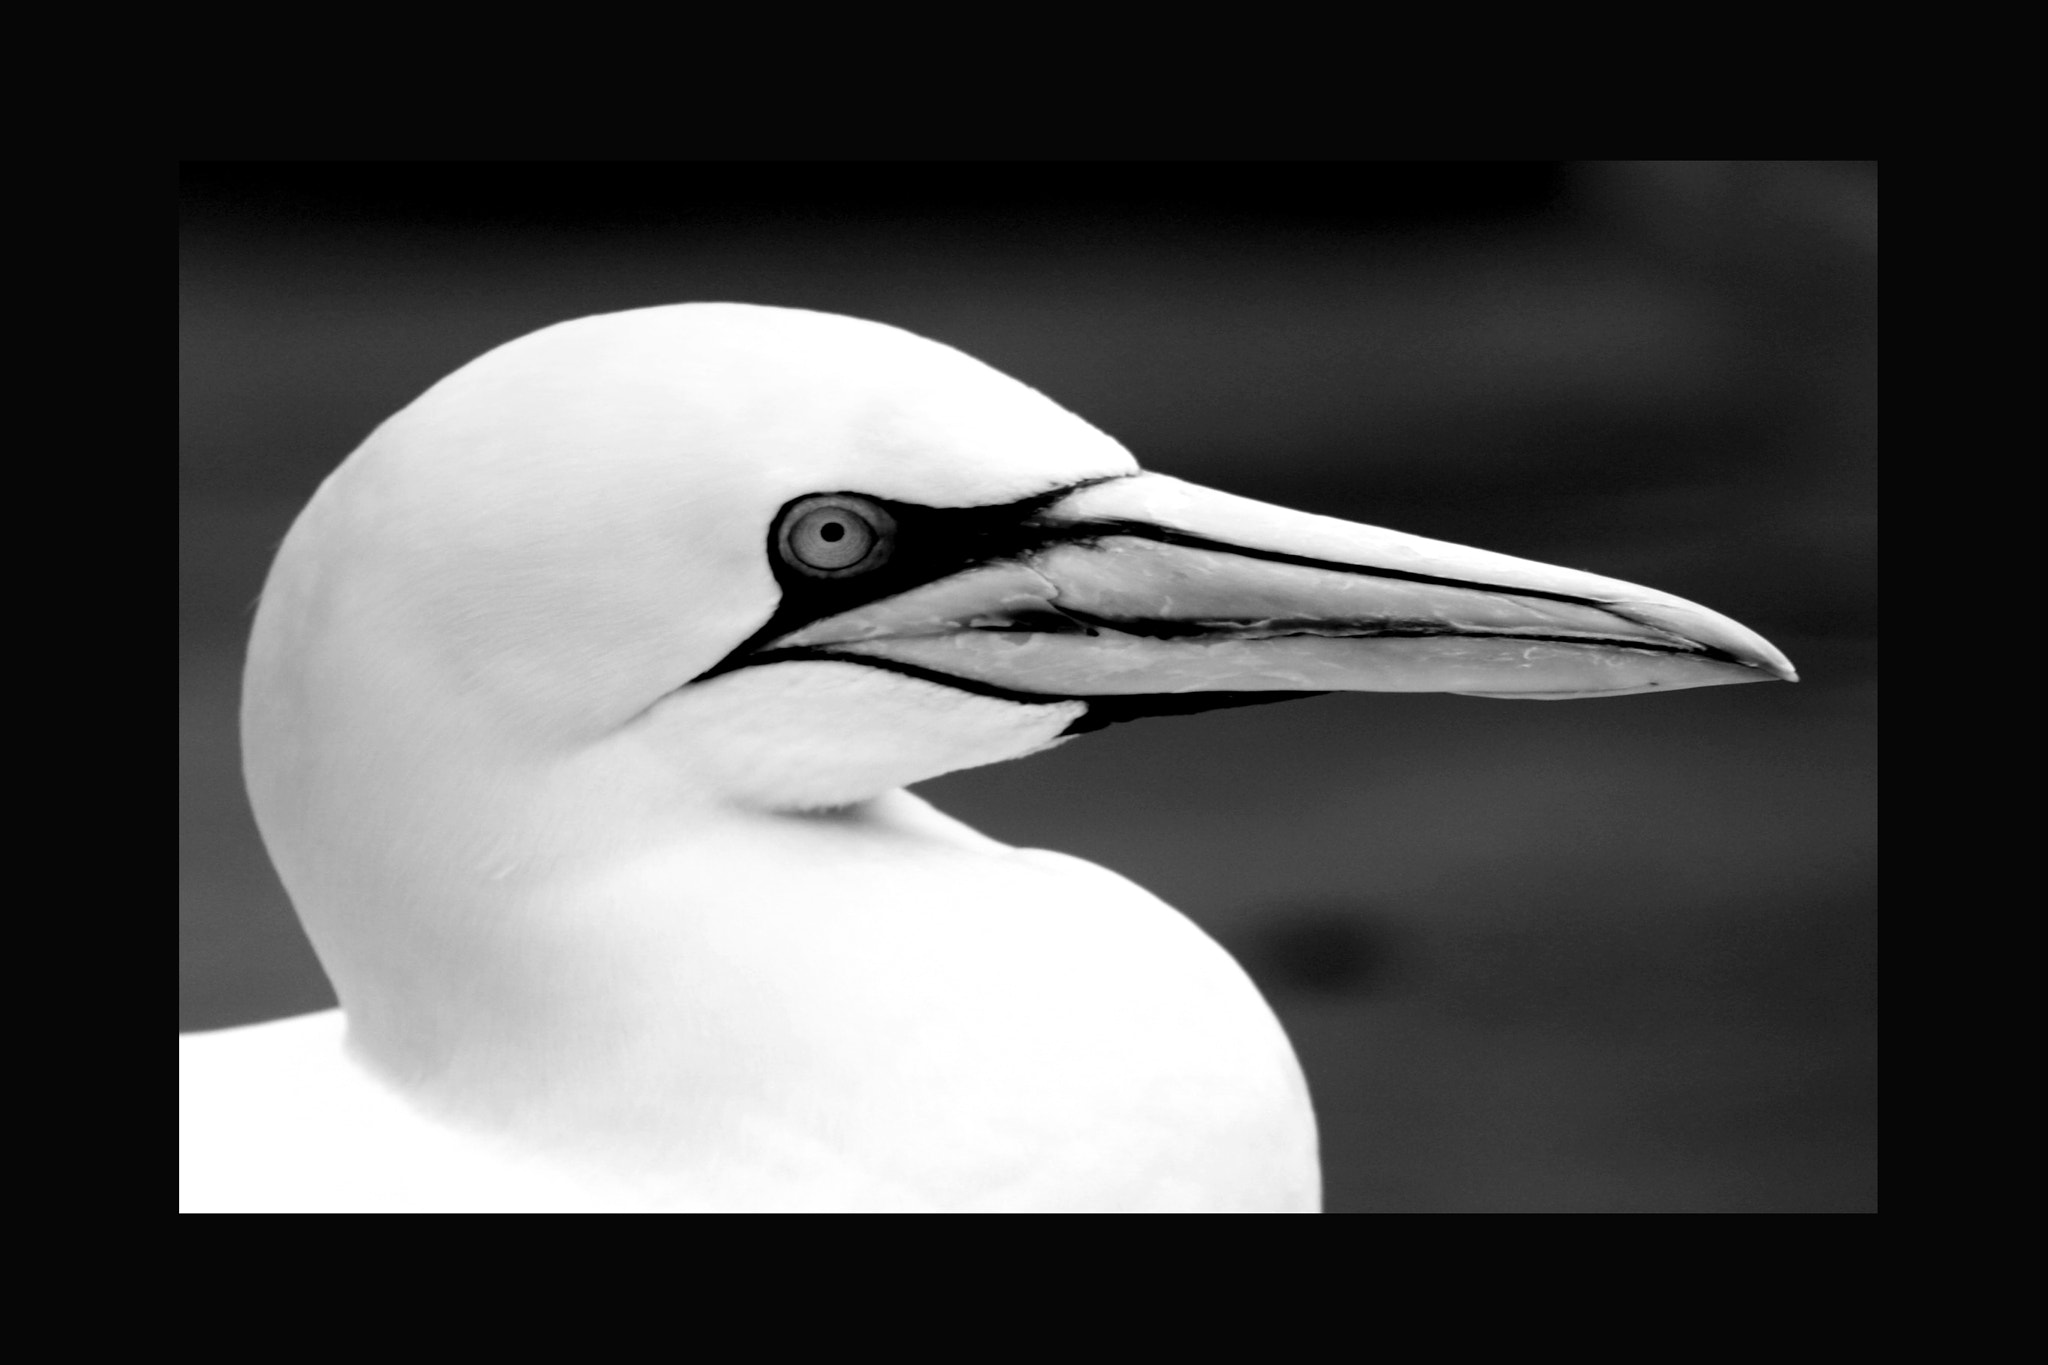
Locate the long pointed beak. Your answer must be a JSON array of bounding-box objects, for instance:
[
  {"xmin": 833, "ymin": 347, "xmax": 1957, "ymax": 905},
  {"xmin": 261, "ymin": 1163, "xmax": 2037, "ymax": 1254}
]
[{"xmin": 770, "ymin": 474, "xmax": 1795, "ymax": 701}]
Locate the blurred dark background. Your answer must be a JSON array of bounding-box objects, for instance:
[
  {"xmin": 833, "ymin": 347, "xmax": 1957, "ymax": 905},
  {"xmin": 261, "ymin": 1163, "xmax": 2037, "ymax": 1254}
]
[{"xmin": 179, "ymin": 161, "xmax": 1877, "ymax": 1212}]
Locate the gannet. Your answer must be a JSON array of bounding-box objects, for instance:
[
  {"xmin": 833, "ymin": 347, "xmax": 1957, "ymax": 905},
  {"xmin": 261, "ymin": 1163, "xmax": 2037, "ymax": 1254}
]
[{"xmin": 180, "ymin": 302, "xmax": 1794, "ymax": 1213}]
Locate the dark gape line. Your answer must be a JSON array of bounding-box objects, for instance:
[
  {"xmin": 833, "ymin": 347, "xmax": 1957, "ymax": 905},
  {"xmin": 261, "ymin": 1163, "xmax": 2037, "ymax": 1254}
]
[
  {"xmin": 1044, "ymin": 606, "xmax": 1732, "ymax": 663},
  {"xmin": 1060, "ymin": 519, "xmax": 1617, "ymax": 610},
  {"xmin": 1059, "ymin": 690, "xmax": 1327, "ymax": 736},
  {"xmin": 727, "ymin": 645, "xmax": 1324, "ymax": 736}
]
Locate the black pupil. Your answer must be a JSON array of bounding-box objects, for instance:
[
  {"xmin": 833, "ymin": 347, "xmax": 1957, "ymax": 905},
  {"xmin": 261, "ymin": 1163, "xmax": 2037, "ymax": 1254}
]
[{"xmin": 820, "ymin": 520, "xmax": 846, "ymax": 543}]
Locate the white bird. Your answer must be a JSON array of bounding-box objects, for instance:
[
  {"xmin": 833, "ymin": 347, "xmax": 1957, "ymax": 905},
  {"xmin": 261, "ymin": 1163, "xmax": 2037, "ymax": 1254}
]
[{"xmin": 180, "ymin": 303, "xmax": 1794, "ymax": 1213}]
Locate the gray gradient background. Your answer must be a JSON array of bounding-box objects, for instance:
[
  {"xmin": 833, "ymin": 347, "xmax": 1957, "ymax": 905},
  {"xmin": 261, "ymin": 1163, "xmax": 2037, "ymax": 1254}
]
[{"xmin": 179, "ymin": 162, "xmax": 1876, "ymax": 1212}]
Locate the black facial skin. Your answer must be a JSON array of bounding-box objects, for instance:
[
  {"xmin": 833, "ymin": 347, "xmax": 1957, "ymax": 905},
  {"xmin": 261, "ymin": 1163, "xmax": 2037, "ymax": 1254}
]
[
  {"xmin": 692, "ymin": 478, "xmax": 1730, "ymax": 736},
  {"xmin": 702, "ymin": 483, "xmax": 1100, "ymax": 673}
]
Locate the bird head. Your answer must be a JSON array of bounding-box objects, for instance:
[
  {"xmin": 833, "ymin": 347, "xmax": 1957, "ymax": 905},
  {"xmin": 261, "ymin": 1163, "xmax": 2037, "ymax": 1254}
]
[{"xmin": 246, "ymin": 301, "xmax": 1792, "ymax": 852}]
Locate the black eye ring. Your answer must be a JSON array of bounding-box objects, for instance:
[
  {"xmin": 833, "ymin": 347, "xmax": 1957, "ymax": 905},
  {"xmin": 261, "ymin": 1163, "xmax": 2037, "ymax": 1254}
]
[{"xmin": 776, "ymin": 494, "xmax": 896, "ymax": 578}]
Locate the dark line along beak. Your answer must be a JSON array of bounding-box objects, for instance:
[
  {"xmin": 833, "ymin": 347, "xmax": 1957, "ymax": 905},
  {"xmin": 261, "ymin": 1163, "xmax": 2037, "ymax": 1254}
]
[{"xmin": 760, "ymin": 473, "xmax": 1796, "ymax": 701}]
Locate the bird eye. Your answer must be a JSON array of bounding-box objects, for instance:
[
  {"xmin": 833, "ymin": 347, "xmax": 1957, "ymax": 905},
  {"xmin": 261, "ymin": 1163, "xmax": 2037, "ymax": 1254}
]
[{"xmin": 777, "ymin": 495, "xmax": 895, "ymax": 577}]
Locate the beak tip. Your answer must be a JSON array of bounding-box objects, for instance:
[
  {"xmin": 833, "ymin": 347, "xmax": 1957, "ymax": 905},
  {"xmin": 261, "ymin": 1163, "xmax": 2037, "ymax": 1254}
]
[
  {"xmin": 1615, "ymin": 595, "xmax": 1796, "ymax": 688},
  {"xmin": 1740, "ymin": 641, "xmax": 1798, "ymax": 685}
]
